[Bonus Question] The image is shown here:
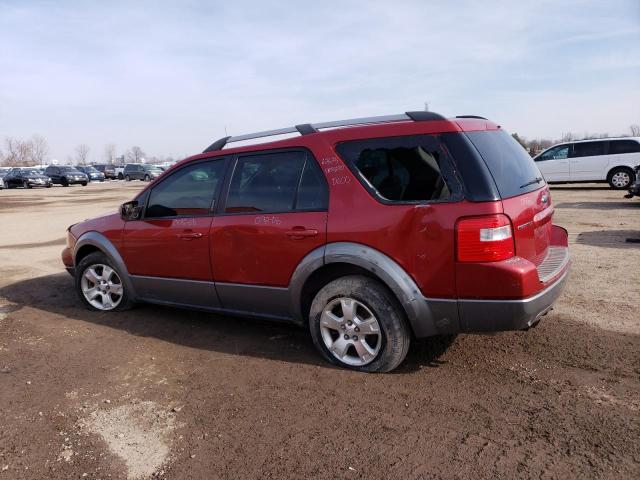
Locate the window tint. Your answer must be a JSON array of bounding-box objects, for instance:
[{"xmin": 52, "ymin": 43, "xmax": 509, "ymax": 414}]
[
  {"xmin": 609, "ymin": 140, "xmax": 640, "ymax": 154},
  {"xmin": 226, "ymin": 151, "xmax": 306, "ymax": 213},
  {"xmin": 296, "ymin": 160, "xmax": 328, "ymax": 210},
  {"xmin": 572, "ymin": 141, "xmax": 606, "ymax": 157},
  {"xmin": 466, "ymin": 130, "xmax": 545, "ymax": 198},
  {"xmin": 146, "ymin": 160, "xmax": 225, "ymax": 218},
  {"xmin": 538, "ymin": 145, "xmax": 569, "ymax": 161},
  {"xmin": 336, "ymin": 135, "xmax": 457, "ymax": 202}
]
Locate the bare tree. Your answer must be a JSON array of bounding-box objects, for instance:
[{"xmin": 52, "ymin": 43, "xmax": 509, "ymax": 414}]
[
  {"xmin": 104, "ymin": 143, "xmax": 116, "ymax": 163},
  {"xmin": 3, "ymin": 137, "xmax": 35, "ymax": 166},
  {"xmin": 31, "ymin": 134, "xmax": 49, "ymax": 165},
  {"xmin": 126, "ymin": 146, "xmax": 145, "ymax": 163},
  {"xmin": 560, "ymin": 132, "xmax": 575, "ymax": 143},
  {"xmin": 75, "ymin": 144, "xmax": 90, "ymax": 165},
  {"xmin": 630, "ymin": 124, "xmax": 640, "ymax": 137}
]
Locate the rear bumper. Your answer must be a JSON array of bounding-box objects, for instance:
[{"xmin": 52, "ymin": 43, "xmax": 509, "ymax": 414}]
[{"xmin": 457, "ymin": 266, "xmax": 569, "ymax": 332}]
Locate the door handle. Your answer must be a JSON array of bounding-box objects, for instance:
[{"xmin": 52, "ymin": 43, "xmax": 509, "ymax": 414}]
[
  {"xmin": 285, "ymin": 228, "xmax": 318, "ymax": 239},
  {"xmin": 177, "ymin": 232, "xmax": 203, "ymax": 240}
]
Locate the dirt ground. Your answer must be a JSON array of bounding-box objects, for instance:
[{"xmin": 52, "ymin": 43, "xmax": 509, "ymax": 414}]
[{"xmin": 0, "ymin": 181, "xmax": 638, "ymax": 479}]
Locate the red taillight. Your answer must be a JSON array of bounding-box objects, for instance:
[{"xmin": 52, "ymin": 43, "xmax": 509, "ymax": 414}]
[{"xmin": 456, "ymin": 214, "xmax": 515, "ymax": 262}]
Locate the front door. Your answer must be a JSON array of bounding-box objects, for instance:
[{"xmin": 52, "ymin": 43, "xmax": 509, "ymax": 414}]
[
  {"xmin": 535, "ymin": 144, "xmax": 570, "ymax": 182},
  {"xmin": 123, "ymin": 158, "xmax": 227, "ymax": 307},
  {"xmin": 211, "ymin": 149, "xmax": 328, "ymax": 318}
]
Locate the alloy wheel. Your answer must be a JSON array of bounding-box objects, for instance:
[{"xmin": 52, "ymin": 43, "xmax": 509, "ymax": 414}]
[
  {"xmin": 80, "ymin": 264, "xmax": 124, "ymax": 310},
  {"xmin": 611, "ymin": 171, "xmax": 630, "ymax": 188},
  {"xmin": 319, "ymin": 297, "xmax": 382, "ymax": 366}
]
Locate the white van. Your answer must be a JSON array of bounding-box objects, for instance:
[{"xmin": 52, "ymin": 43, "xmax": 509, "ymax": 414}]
[{"xmin": 534, "ymin": 137, "xmax": 640, "ymax": 189}]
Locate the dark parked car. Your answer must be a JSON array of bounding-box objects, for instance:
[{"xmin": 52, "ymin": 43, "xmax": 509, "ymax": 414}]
[
  {"xmin": 62, "ymin": 111, "xmax": 570, "ymax": 372},
  {"xmin": 44, "ymin": 165, "xmax": 88, "ymax": 186},
  {"xmin": 75, "ymin": 165, "xmax": 105, "ymax": 182},
  {"xmin": 123, "ymin": 164, "xmax": 163, "ymax": 182},
  {"xmin": 3, "ymin": 167, "xmax": 52, "ymax": 188},
  {"xmin": 624, "ymin": 165, "xmax": 640, "ymax": 199},
  {"xmin": 93, "ymin": 164, "xmax": 117, "ymax": 180}
]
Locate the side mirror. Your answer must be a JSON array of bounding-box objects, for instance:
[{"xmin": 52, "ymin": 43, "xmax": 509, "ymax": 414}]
[{"xmin": 120, "ymin": 200, "xmax": 143, "ymax": 221}]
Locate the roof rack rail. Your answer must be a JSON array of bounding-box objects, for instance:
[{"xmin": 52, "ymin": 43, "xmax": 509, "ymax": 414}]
[
  {"xmin": 455, "ymin": 115, "xmax": 488, "ymax": 120},
  {"xmin": 202, "ymin": 110, "xmax": 448, "ymax": 153}
]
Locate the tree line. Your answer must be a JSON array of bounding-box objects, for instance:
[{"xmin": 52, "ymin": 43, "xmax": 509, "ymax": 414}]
[
  {"xmin": 512, "ymin": 124, "xmax": 640, "ymax": 156},
  {"xmin": 0, "ymin": 136, "xmax": 179, "ymax": 167},
  {"xmin": 2, "ymin": 124, "xmax": 639, "ymax": 166}
]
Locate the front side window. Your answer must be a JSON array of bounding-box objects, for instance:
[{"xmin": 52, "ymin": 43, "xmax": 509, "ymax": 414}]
[
  {"xmin": 538, "ymin": 145, "xmax": 569, "ymax": 161},
  {"xmin": 336, "ymin": 135, "xmax": 458, "ymax": 202},
  {"xmin": 572, "ymin": 141, "xmax": 606, "ymax": 157},
  {"xmin": 609, "ymin": 140, "xmax": 640, "ymax": 154},
  {"xmin": 225, "ymin": 151, "xmax": 317, "ymax": 213},
  {"xmin": 145, "ymin": 160, "xmax": 225, "ymax": 218}
]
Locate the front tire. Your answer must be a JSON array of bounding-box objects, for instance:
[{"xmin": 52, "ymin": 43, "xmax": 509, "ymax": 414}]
[
  {"xmin": 75, "ymin": 252, "xmax": 134, "ymax": 311},
  {"xmin": 125, "ymin": 175, "xmax": 131, "ymax": 182},
  {"xmin": 144, "ymin": 174, "xmax": 150, "ymax": 182},
  {"xmin": 608, "ymin": 167, "xmax": 634, "ymax": 189},
  {"xmin": 309, "ymin": 275, "xmax": 410, "ymax": 372}
]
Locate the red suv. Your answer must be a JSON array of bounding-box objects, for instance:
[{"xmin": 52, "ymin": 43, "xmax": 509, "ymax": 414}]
[{"xmin": 62, "ymin": 112, "xmax": 570, "ymax": 372}]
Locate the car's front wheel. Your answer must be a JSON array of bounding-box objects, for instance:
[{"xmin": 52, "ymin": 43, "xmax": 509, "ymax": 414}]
[
  {"xmin": 309, "ymin": 275, "xmax": 410, "ymax": 372},
  {"xmin": 75, "ymin": 252, "xmax": 133, "ymax": 311}
]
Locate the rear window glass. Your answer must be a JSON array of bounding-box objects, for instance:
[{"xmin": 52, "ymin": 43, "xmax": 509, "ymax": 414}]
[
  {"xmin": 466, "ymin": 130, "xmax": 544, "ymax": 198},
  {"xmin": 609, "ymin": 140, "xmax": 640, "ymax": 154},
  {"xmin": 336, "ymin": 135, "xmax": 459, "ymax": 202}
]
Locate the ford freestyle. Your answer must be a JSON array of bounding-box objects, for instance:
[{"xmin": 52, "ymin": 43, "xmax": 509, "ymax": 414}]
[{"xmin": 61, "ymin": 112, "xmax": 570, "ymax": 372}]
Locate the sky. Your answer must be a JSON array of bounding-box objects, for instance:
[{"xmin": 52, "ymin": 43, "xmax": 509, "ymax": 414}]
[{"xmin": 1, "ymin": 0, "xmax": 639, "ymax": 162}]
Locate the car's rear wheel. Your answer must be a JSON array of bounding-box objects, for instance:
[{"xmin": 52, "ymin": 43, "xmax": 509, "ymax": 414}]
[
  {"xmin": 62, "ymin": 178, "xmax": 69, "ymax": 187},
  {"xmin": 75, "ymin": 252, "xmax": 133, "ymax": 311},
  {"xmin": 309, "ymin": 275, "xmax": 410, "ymax": 372},
  {"xmin": 81, "ymin": 182, "xmax": 87, "ymax": 186},
  {"xmin": 144, "ymin": 174, "xmax": 150, "ymax": 182},
  {"xmin": 125, "ymin": 175, "xmax": 131, "ymax": 181},
  {"xmin": 608, "ymin": 167, "xmax": 634, "ymax": 189}
]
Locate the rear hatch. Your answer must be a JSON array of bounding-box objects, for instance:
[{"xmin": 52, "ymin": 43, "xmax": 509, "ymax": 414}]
[{"xmin": 465, "ymin": 130, "xmax": 552, "ymax": 266}]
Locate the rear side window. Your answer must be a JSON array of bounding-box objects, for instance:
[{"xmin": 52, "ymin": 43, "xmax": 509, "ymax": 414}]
[
  {"xmin": 146, "ymin": 160, "xmax": 225, "ymax": 218},
  {"xmin": 336, "ymin": 135, "xmax": 459, "ymax": 202},
  {"xmin": 225, "ymin": 150, "xmax": 327, "ymax": 213},
  {"xmin": 466, "ymin": 130, "xmax": 544, "ymax": 198},
  {"xmin": 572, "ymin": 141, "xmax": 606, "ymax": 157},
  {"xmin": 609, "ymin": 140, "xmax": 640, "ymax": 154}
]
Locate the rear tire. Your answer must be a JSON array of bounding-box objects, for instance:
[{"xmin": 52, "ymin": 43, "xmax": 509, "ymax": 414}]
[
  {"xmin": 75, "ymin": 252, "xmax": 134, "ymax": 312},
  {"xmin": 309, "ymin": 275, "xmax": 410, "ymax": 373},
  {"xmin": 607, "ymin": 167, "xmax": 634, "ymax": 189},
  {"xmin": 144, "ymin": 174, "xmax": 150, "ymax": 182},
  {"xmin": 125, "ymin": 175, "xmax": 131, "ymax": 182},
  {"xmin": 62, "ymin": 178, "xmax": 69, "ymax": 187},
  {"xmin": 81, "ymin": 182, "xmax": 87, "ymax": 186}
]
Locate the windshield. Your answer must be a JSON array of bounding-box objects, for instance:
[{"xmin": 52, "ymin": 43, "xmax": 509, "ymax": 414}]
[
  {"xmin": 60, "ymin": 166, "xmax": 81, "ymax": 173},
  {"xmin": 20, "ymin": 168, "xmax": 40, "ymax": 175},
  {"xmin": 84, "ymin": 166, "xmax": 98, "ymax": 173}
]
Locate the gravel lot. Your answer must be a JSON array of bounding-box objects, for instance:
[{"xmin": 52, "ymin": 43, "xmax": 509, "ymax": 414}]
[{"xmin": 0, "ymin": 181, "xmax": 638, "ymax": 479}]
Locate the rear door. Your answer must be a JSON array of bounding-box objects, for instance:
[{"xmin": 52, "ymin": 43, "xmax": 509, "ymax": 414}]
[
  {"xmin": 569, "ymin": 140, "xmax": 607, "ymax": 181},
  {"xmin": 211, "ymin": 149, "xmax": 328, "ymax": 318},
  {"xmin": 123, "ymin": 158, "xmax": 227, "ymax": 307},
  {"xmin": 466, "ymin": 130, "xmax": 552, "ymax": 266},
  {"xmin": 534, "ymin": 144, "xmax": 570, "ymax": 181}
]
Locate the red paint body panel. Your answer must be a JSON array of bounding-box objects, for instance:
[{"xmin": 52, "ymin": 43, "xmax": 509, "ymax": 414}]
[
  {"xmin": 211, "ymin": 212, "xmax": 327, "ymax": 287},
  {"xmin": 123, "ymin": 217, "xmax": 214, "ymax": 281}
]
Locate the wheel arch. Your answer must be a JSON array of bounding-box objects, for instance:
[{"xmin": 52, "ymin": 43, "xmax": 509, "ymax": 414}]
[
  {"xmin": 289, "ymin": 242, "xmax": 457, "ymax": 337},
  {"xmin": 607, "ymin": 164, "xmax": 635, "ymax": 179},
  {"xmin": 74, "ymin": 231, "xmax": 137, "ymax": 299}
]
